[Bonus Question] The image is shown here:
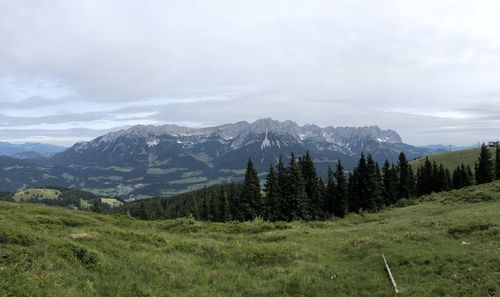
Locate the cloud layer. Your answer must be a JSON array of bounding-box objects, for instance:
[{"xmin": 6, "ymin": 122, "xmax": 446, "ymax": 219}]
[{"xmin": 1, "ymin": 0, "xmax": 500, "ymax": 146}]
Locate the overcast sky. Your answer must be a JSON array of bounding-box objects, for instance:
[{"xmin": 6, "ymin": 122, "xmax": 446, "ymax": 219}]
[{"xmin": 1, "ymin": 0, "xmax": 500, "ymax": 146}]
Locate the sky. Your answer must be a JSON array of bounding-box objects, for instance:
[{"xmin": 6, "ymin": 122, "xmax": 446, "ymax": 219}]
[{"xmin": 1, "ymin": 0, "xmax": 500, "ymax": 147}]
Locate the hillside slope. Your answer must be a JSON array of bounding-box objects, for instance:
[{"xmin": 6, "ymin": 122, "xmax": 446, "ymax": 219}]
[
  {"xmin": 1, "ymin": 181, "xmax": 499, "ymax": 297},
  {"xmin": 410, "ymin": 147, "xmax": 481, "ymax": 171}
]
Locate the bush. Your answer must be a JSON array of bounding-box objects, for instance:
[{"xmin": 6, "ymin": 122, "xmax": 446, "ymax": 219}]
[
  {"xmin": 56, "ymin": 241, "xmax": 99, "ymax": 268},
  {"xmin": 0, "ymin": 228, "xmax": 35, "ymax": 246}
]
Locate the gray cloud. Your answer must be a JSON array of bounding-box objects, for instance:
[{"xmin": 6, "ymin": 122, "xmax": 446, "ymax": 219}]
[{"xmin": 1, "ymin": 0, "xmax": 500, "ymax": 146}]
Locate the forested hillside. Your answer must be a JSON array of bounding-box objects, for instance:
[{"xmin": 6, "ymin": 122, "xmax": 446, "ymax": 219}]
[{"xmin": 123, "ymin": 144, "xmax": 500, "ymax": 222}]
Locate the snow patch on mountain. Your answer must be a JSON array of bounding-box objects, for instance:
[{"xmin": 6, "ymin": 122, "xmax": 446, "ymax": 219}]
[
  {"xmin": 261, "ymin": 132, "xmax": 272, "ymax": 149},
  {"xmin": 146, "ymin": 138, "xmax": 159, "ymax": 148}
]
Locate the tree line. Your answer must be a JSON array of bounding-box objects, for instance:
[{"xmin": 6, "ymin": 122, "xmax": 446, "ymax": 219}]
[{"xmin": 127, "ymin": 143, "xmax": 500, "ymax": 222}]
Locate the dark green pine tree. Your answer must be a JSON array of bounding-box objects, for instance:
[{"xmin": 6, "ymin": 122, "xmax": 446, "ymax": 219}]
[
  {"xmin": 276, "ymin": 156, "xmax": 291, "ymax": 221},
  {"xmin": 289, "ymin": 153, "xmax": 310, "ymax": 220},
  {"xmin": 495, "ymin": 144, "xmax": 500, "ymax": 180},
  {"xmin": 436, "ymin": 164, "xmax": 449, "ymax": 192},
  {"xmin": 366, "ymin": 154, "xmax": 383, "ymax": 211},
  {"xmin": 317, "ymin": 177, "xmax": 327, "ymax": 218},
  {"xmin": 301, "ymin": 151, "xmax": 320, "ymax": 219},
  {"xmin": 382, "ymin": 160, "xmax": 398, "ymax": 206},
  {"xmin": 207, "ymin": 195, "xmax": 217, "ymax": 221},
  {"xmin": 218, "ymin": 186, "xmax": 230, "ymax": 222},
  {"xmin": 417, "ymin": 157, "xmax": 434, "ymax": 195},
  {"xmin": 397, "ymin": 152, "xmax": 413, "ymax": 199},
  {"xmin": 452, "ymin": 165, "xmax": 464, "ymax": 189},
  {"xmin": 333, "ymin": 160, "xmax": 347, "ymax": 218},
  {"xmin": 347, "ymin": 172, "xmax": 356, "ymax": 212},
  {"xmin": 200, "ymin": 188, "xmax": 209, "ymax": 221},
  {"xmin": 264, "ymin": 165, "xmax": 280, "ymax": 221},
  {"xmin": 465, "ymin": 165, "xmax": 474, "ymax": 186},
  {"xmin": 475, "ymin": 143, "xmax": 494, "ymax": 184},
  {"xmin": 138, "ymin": 201, "xmax": 148, "ymax": 220},
  {"xmin": 91, "ymin": 200, "xmax": 101, "ymax": 214},
  {"xmin": 325, "ymin": 166, "xmax": 336, "ymax": 215},
  {"xmin": 239, "ymin": 158, "xmax": 262, "ymax": 220},
  {"xmin": 228, "ymin": 181, "xmax": 242, "ymax": 221},
  {"xmin": 351, "ymin": 153, "xmax": 370, "ymax": 212}
]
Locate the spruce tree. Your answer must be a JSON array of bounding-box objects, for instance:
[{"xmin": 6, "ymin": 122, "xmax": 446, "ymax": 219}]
[
  {"xmin": 325, "ymin": 166, "xmax": 336, "ymax": 215},
  {"xmin": 138, "ymin": 201, "xmax": 148, "ymax": 220},
  {"xmin": 475, "ymin": 143, "xmax": 494, "ymax": 184},
  {"xmin": 92, "ymin": 200, "xmax": 101, "ymax": 214},
  {"xmin": 333, "ymin": 160, "xmax": 347, "ymax": 218},
  {"xmin": 452, "ymin": 165, "xmax": 463, "ymax": 189},
  {"xmin": 228, "ymin": 181, "xmax": 242, "ymax": 221},
  {"xmin": 301, "ymin": 151, "xmax": 320, "ymax": 219},
  {"xmin": 366, "ymin": 154, "xmax": 383, "ymax": 211},
  {"xmin": 351, "ymin": 153, "xmax": 370, "ymax": 212},
  {"xmin": 239, "ymin": 158, "xmax": 262, "ymax": 220},
  {"xmin": 218, "ymin": 186, "xmax": 230, "ymax": 222},
  {"xmin": 347, "ymin": 172, "xmax": 356, "ymax": 212},
  {"xmin": 289, "ymin": 153, "xmax": 310, "ymax": 220},
  {"xmin": 397, "ymin": 152, "xmax": 412, "ymax": 199},
  {"xmin": 382, "ymin": 160, "xmax": 398, "ymax": 205},
  {"xmin": 264, "ymin": 165, "xmax": 280, "ymax": 221},
  {"xmin": 276, "ymin": 156, "xmax": 291, "ymax": 221}
]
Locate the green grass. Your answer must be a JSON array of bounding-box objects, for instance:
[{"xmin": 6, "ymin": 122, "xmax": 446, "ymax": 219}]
[
  {"xmin": 1, "ymin": 181, "xmax": 499, "ymax": 296},
  {"xmin": 101, "ymin": 198, "xmax": 124, "ymax": 208},
  {"xmin": 12, "ymin": 189, "xmax": 62, "ymax": 202},
  {"xmin": 410, "ymin": 148, "xmax": 480, "ymax": 171},
  {"xmin": 147, "ymin": 167, "xmax": 178, "ymax": 175}
]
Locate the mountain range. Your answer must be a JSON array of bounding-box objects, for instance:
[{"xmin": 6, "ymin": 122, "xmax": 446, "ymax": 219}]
[
  {"xmin": 0, "ymin": 118, "xmax": 437, "ymax": 200},
  {"xmin": 0, "ymin": 142, "xmax": 66, "ymax": 158}
]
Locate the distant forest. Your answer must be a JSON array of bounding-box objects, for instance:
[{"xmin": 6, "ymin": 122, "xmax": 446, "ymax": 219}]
[{"xmin": 125, "ymin": 143, "xmax": 500, "ymax": 222}]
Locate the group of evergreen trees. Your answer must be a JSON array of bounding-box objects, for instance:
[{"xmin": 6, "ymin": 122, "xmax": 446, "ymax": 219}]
[{"xmin": 128, "ymin": 143, "xmax": 500, "ymax": 222}]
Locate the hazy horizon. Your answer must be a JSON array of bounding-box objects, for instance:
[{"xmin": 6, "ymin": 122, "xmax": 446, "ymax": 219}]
[{"xmin": 1, "ymin": 0, "xmax": 500, "ymax": 146}]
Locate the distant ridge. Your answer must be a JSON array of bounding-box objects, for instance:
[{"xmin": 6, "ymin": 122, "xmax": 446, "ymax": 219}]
[{"xmin": 1, "ymin": 118, "xmax": 436, "ymax": 199}]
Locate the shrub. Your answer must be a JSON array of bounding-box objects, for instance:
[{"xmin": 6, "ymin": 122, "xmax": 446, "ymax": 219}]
[{"xmin": 56, "ymin": 241, "xmax": 99, "ymax": 268}]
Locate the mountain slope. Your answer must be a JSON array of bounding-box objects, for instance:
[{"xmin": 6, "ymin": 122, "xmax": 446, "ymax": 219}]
[
  {"xmin": 33, "ymin": 119, "xmax": 434, "ymax": 199},
  {"xmin": 1, "ymin": 119, "xmax": 437, "ymax": 198},
  {"xmin": 410, "ymin": 147, "xmax": 481, "ymax": 171},
  {"xmin": 0, "ymin": 142, "xmax": 65, "ymax": 157},
  {"xmin": 1, "ymin": 181, "xmax": 499, "ymax": 296}
]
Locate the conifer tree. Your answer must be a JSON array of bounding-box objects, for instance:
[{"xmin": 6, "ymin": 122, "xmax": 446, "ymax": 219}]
[
  {"xmin": 397, "ymin": 152, "xmax": 412, "ymax": 199},
  {"xmin": 289, "ymin": 153, "xmax": 310, "ymax": 220},
  {"xmin": 301, "ymin": 151, "xmax": 320, "ymax": 219},
  {"xmin": 218, "ymin": 186, "xmax": 230, "ymax": 222},
  {"xmin": 333, "ymin": 160, "xmax": 347, "ymax": 218},
  {"xmin": 382, "ymin": 160, "xmax": 398, "ymax": 205},
  {"xmin": 350, "ymin": 153, "xmax": 370, "ymax": 212},
  {"xmin": 452, "ymin": 165, "xmax": 463, "ymax": 189},
  {"xmin": 276, "ymin": 156, "xmax": 291, "ymax": 221},
  {"xmin": 138, "ymin": 201, "xmax": 148, "ymax": 220},
  {"xmin": 475, "ymin": 143, "xmax": 494, "ymax": 184},
  {"xmin": 228, "ymin": 181, "xmax": 242, "ymax": 221},
  {"xmin": 317, "ymin": 177, "xmax": 327, "ymax": 217},
  {"xmin": 347, "ymin": 172, "xmax": 356, "ymax": 212},
  {"xmin": 417, "ymin": 157, "xmax": 434, "ymax": 195},
  {"xmin": 239, "ymin": 158, "xmax": 262, "ymax": 220},
  {"xmin": 366, "ymin": 154, "xmax": 383, "ymax": 211},
  {"xmin": 264, "ymin": 165, "xmax": 280, "ymax": 221},
  {"xmin": 325, "ymin": 166, "xmax": 336, "ymax": 215},
  {"xmin": 91, "ymin": 200, "xmax": 101, "ymax": 214}
]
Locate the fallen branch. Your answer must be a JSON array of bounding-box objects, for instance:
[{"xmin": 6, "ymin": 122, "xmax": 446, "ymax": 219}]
[{"xmin": 382, "ymin": 254, "xmax": 399, "ymax": 294}]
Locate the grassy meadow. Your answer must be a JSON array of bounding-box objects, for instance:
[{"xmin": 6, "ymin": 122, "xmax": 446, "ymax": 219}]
[
  {"xmin": 410, "ymin": 148, "xmax": 481, "ymax": 171},
  {"xmin": 1, "ymin": 181, "xmax": 499, "ymax": 297},
  {"xmin": 12, "ymin": 189, "xmax": 62, "ymax": 202}
]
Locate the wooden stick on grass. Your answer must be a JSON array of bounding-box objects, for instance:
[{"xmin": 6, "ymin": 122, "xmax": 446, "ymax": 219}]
[{"xmin": 382, "ymin": 254, "xmax": 399, "ymax": 294}]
